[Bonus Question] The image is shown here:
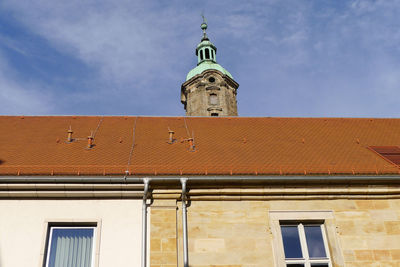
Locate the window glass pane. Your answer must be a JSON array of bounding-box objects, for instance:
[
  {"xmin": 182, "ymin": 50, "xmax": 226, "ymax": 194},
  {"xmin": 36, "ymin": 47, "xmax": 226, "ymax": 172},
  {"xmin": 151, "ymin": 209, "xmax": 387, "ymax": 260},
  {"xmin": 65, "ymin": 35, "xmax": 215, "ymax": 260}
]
[
  {"xmin": 47, "ymin": 228, "xmax": 94, "ymax": 267},
  {"xmin": 205, "ymin": 48, "xmax": 210, "ymax": 59},
  {"xmin": 287, "ymin": 264, "xmax": 304, "ymax": 267},
  {"xmin": 304, "ymin": 225, "xmax": 326, "ymax": 258},
  {"xmin": 200, "ymin": 50, "xmax": 204, "ymax": 60},
  {"xmin": 281, "ymin": 226, "xmax": 302, "ymax": 258},
  {"xmin": 311, "ymin": 264, "xmax": 329, "ymax": 267}
]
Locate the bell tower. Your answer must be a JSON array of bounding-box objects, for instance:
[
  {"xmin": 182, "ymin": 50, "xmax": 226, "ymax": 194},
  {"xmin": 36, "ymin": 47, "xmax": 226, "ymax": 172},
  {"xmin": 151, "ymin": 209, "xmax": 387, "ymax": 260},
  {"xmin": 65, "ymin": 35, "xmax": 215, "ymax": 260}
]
[{"xmin": 181, "ymin": 17, "xmax": 239, "ymax": 117}]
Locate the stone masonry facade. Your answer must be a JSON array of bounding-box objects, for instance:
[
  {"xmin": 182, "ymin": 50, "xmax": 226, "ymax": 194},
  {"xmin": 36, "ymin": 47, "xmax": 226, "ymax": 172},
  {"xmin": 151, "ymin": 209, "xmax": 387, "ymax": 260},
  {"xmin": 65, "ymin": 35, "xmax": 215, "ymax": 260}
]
[
  {"xmin": 181, "ymin": 69, "xmax": 239, "ymax": 117},
  {"xmin": 150, "ymin": 197, "xmax": 400, "ymax": 267}
]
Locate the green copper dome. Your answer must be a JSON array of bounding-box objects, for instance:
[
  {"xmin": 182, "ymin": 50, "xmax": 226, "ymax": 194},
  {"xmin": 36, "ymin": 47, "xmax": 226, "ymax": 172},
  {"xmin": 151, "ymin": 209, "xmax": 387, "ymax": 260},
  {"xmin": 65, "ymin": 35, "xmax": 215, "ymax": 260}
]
[
  {"xmin": 185, "ymin": 17, "xmax": 233, "ymax": 81},
  {"xmin": 186, "ymin": 62, "xmax": 233, "ymax": 81}
]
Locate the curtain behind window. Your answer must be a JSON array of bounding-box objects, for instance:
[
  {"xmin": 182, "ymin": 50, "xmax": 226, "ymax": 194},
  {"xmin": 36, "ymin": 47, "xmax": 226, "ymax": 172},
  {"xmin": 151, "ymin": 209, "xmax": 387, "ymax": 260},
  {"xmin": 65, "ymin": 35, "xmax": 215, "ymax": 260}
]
[{"xmin": 47, "ymin": 228, "xmax": 94, "ymax": 267}]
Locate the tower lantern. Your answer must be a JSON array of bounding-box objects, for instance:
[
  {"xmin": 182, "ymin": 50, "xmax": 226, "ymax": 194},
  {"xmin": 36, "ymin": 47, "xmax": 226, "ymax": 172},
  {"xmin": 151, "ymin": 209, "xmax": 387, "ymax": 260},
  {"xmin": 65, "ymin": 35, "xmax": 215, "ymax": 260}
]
[
  {"xmin": 181, "ymin": 17, "xmax": 239, "ymax": 117},
  {"xmin": 196, "ymin": 16, "xmax": 217, "ymax": 65}
]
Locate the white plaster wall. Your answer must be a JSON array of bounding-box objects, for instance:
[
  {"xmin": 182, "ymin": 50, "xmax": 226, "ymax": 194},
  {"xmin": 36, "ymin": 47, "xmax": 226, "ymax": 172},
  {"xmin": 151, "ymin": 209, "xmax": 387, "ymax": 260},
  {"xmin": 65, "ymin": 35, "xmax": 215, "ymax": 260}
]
[{"xmin": 0, "ymin": 199, "xmax": 142, "ymax": 267}]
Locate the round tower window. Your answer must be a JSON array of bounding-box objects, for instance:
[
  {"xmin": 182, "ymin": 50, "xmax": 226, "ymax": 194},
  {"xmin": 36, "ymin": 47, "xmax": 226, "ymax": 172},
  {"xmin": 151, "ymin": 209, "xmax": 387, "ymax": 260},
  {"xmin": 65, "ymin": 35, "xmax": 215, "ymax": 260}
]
[{"xmin": 208, "ymin": 77, "xmax": 215, "ymax": 83}]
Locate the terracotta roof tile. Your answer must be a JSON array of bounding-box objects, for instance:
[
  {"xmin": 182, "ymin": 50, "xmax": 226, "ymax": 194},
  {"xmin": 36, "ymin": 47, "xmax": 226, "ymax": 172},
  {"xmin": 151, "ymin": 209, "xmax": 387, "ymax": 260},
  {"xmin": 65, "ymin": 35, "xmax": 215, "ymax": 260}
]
[{"xmin": 0, "ymin": 116, "xmax": 399, "ymax": 176}]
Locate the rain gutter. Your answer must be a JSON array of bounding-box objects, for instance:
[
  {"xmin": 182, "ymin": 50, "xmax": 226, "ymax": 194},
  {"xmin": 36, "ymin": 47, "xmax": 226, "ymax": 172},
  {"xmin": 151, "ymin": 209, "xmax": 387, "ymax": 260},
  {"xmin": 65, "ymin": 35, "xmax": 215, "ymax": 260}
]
[
  {"xmin": 180, "ymin": 178, "xmax": 189, "ymax": 267},
  {"xmin": 1, "ymin": 175, "xmax": 400, "ymax": 184},
  {"xmin": 141, "ymin": 178, "xmax": 151, "ymax": 267}
]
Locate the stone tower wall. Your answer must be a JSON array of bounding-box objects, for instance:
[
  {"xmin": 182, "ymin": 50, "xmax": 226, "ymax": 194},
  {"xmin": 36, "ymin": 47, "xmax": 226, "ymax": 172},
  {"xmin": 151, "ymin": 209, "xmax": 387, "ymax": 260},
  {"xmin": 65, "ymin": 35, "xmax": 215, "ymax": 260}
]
[{"xmin": 181, "ymin": 70, "xmax": 238, "ymax": 116}]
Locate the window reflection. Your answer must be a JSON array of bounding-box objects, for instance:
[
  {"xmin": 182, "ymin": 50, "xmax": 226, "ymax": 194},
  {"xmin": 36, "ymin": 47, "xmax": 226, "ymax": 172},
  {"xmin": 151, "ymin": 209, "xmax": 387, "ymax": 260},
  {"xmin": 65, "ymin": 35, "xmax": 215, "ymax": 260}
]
[
  {"xmin": 281, "ymin": 226, "xmax": 302, "ymax": 258},
  {"xmin": 304, "ymin": 226, "xmax": 326, "ymax": 258}
]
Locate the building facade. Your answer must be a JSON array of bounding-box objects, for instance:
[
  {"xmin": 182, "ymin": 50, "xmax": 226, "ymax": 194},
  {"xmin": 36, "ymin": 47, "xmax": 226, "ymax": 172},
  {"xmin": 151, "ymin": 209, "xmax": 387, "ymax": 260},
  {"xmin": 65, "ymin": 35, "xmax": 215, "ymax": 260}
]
[{"xmin": 150, "ymin": 184, "xmax": 400, "ymax": 267}]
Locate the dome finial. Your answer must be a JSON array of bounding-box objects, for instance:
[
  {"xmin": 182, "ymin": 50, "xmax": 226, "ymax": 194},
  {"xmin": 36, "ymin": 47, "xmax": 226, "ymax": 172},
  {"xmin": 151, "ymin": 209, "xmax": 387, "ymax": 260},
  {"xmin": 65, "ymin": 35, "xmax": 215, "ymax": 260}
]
[{"xmin": 201, "ymin": 14, "xmax": 208, "ymax": 40}]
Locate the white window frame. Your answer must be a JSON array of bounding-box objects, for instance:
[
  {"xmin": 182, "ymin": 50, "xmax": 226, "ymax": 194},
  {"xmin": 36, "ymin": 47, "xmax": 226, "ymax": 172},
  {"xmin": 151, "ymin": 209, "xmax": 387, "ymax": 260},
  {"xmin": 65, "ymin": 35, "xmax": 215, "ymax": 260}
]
[
  {"xmin": 44, "ymin": 225, "xmax": 97, "ymax": 267},
  {"xmin": 280, "ymin": 222, "xmax": 331, "ymax": 267},
  {"xmin": 269, "ymin": 211, "xmax": 344, "ymax": 267}
]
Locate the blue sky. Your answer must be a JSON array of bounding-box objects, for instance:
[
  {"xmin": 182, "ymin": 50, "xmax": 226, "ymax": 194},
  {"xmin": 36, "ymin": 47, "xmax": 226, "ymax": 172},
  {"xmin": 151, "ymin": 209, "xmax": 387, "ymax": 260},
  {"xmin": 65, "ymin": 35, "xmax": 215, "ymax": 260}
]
[{"xmin": 0, "ymin": 0, "xmax": 399, "ymax": 117}]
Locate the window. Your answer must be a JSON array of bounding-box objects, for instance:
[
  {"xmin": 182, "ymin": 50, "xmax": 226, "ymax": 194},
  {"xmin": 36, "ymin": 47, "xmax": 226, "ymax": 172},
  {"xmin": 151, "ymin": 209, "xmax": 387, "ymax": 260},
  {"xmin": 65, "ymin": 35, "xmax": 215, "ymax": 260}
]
[
  {"xmin": 205, "ymin": 48, "xmax": 210, "ymax": 59},
  {"xmin": 211, "ymin": 113, "xmax": 219, "ymax": 116},
  {"xmin": 209, "ymin": 93, "xmax": 219, "ymax": 105},
  {"xmin": 44, "ymin": 226, "xmax": 96, "ymax": 267},
  {"xmin": 368, "ymin": 146, "xmax": 400, "ymax": 165},
  {"xmin": 200, "ymin": 50, "xmax": 204, "ymax": 60},
  {"xmin": 280, "ymin": 222, "xmax": 331, "ymax": 267},
  {"xmin": 269, "ymin": 211, "xmax": 343, "ymax": 267}
]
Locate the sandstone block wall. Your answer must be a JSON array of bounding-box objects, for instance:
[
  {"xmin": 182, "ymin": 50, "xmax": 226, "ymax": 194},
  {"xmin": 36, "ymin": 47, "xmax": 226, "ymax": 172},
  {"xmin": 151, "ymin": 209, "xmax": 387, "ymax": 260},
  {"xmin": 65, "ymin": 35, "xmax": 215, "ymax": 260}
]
[
  {"xmin": 150, "ymin": 200, "xmax": 179, "ymax": 267},
  {"xmin": 150, "ymin": 199, "xmax": 400, "ymax": 267}
]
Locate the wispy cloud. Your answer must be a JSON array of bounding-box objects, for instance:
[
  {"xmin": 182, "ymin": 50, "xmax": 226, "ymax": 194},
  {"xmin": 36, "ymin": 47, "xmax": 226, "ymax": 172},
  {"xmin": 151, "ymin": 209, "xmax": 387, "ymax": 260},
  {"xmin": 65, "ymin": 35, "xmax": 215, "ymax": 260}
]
[
  {"xmin": 0, "ymin": 52, "xmax": 53, "ymax": 114},
  {"xmin": 0, "ymin": 0, "xmax": 399, "ymax": 116},
  {"xmin": 2, "ymin": 1, "xmax": 182, "ymax": 82}
]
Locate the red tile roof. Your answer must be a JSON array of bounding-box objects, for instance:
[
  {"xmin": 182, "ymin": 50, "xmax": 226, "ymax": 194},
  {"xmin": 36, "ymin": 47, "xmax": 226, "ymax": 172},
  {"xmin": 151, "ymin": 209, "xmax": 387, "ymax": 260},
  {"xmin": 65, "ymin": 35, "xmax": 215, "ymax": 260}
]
[{"xmin": 0, "ymin": 116, "xmax": 399, "ymax": 176}]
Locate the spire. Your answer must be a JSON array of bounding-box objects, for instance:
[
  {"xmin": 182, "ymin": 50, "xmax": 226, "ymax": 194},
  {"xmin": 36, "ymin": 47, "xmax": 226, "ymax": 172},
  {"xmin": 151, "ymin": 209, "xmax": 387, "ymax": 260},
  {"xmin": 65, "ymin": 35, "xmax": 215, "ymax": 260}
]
[
  {"xmin": 201, "ymin": 15, "xmax": 208, "ymax": 41},
  {"xmin": 186, "ymin": 16, "xmax": 234, "ymax": 81},
  {"xmin": 195, "ymin": 16, "xmax": 217, "ymax": 65}
]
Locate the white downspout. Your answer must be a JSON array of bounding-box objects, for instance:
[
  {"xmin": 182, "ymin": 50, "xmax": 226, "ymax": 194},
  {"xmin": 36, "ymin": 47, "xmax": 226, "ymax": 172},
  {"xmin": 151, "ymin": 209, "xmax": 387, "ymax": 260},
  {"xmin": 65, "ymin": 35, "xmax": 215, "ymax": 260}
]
[
  {"xmin": 180, "ymin": 178, "xmax": 189, "ymax": 267},
  {"xmin": 141, "ymin": 178, "xmax": 150, "ymax": 267}
]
